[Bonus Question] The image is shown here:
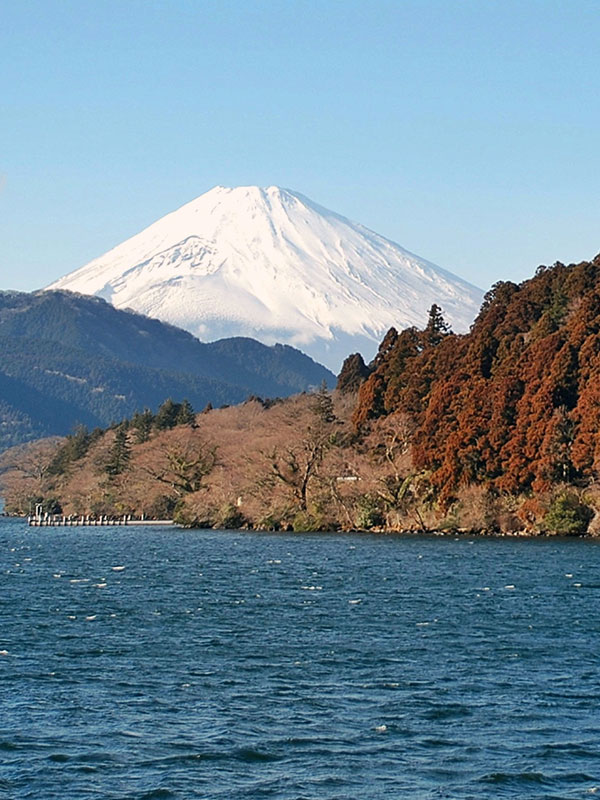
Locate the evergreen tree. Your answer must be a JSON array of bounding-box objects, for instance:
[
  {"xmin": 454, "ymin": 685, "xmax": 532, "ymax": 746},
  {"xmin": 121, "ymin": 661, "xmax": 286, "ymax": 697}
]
[
  {"xmin": 175, "ymin": 399, "xmax": 196, "ymax": 426},
  {"xmin": 423, "ymin": 304, "xmax": 451, "ymax": 347},
  {"xmin": 132, "ymin": 408, "xmax": 154, "ymax": 443},
  {"xmin": 154, "ymin": 398, "xmax": 179, "ymax": 430},
  {"xmin": 543, "ymin": 492, "xmax": 593, "ymax": 535},
  {"xmin": 48, "ymin": 424, "xmax": 91, "ymax": 476},
  {"xmin": 311, "ymin": 381, "xmax": 336, "ymax": 423},
  {"xmin": 336, "ymin": 353, "xmax": 370, "ymax": 394},
  {"xmin": 105, "ymin": 426, "xmax": 131, "ymax": 476}
]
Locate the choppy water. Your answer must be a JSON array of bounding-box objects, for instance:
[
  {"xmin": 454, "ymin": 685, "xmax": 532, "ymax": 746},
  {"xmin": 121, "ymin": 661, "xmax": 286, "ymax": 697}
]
[{"xmin": 1, "ymin": 519, "xmax": 599, "ymax": 799}]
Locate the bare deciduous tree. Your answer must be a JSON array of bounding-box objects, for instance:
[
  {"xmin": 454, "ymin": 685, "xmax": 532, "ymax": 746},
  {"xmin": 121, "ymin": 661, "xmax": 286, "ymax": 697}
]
[{"xmin": 137, "ymin": 428, "xmax": 217, "ymax": 498}]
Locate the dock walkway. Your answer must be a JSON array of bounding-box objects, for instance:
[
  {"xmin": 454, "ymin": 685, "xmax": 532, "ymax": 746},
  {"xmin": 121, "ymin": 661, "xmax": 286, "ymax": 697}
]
[{"xmin": 28, "ymin": 515, "xmax": 174, "ymax": 527}]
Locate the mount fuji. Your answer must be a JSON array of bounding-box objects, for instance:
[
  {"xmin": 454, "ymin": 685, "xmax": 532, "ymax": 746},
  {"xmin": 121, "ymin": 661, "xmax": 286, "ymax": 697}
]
[{"xmin": 48, "ymin": 186, "xmax": 483, "ymax": 371}]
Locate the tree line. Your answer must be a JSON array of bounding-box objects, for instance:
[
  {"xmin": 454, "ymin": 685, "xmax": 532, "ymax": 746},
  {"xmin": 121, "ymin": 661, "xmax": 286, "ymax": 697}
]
[{"xmin": 4, "ymin": 255, "xmax": 600, "ymax": 535}]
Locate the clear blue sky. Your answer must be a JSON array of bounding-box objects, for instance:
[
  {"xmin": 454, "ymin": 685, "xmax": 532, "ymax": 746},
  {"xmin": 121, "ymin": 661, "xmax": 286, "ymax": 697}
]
[{"xmin": 1, "ymin": 0, "xmax": 599, "ymax": 293}]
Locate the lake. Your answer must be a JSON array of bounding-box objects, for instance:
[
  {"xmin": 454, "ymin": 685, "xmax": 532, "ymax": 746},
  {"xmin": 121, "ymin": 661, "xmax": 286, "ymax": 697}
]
[{"xmin": 1, "ymin": 518, "xmax": 599, "ymax": 799}]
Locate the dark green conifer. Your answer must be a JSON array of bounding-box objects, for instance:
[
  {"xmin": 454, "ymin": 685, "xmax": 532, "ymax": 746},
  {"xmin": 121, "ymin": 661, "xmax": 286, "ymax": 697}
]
[
  {"xmin": 47, "ymin": 424, "xmax": 91, "ymax": 476},
  {"xmin": 311, "ymin": 380, "xmax": 336, "ymax": 423},
  {"xmin": 175, "ymin": 399, "xmax": 196, "ymax": 426},
  {"xmin": 154, "ymin": 398, "xmax": 179, "ymax": 430},
  {"xmin": 423, "ymin": 304, "xmax": 451, "ymax": 347},
  {"xmin": 105, "ymin": 425, "xmax": 131, "ymax": 476},
  {"xmin": 132, "ymin": 408, "xmax": 154, "ymax": 443},
  {"xmin": 336, "ymin": 353, "xmax": 370, "ymax": 394}
]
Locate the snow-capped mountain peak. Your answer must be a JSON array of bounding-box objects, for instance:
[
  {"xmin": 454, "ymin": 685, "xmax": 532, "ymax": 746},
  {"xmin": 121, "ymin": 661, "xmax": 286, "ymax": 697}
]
[{"xmin": 47, "ymin": 185, "xmax": 483, "ymax": 370}]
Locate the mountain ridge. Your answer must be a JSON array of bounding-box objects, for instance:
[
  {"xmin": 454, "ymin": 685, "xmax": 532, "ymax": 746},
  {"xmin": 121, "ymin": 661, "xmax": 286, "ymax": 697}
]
[
  {"xmin": 47, "ymin": 185, "xmax": 484, "ymax": 370},
  {"xmin": 0, "ymin": 290, "xmax": 334, "ymax": 451}
]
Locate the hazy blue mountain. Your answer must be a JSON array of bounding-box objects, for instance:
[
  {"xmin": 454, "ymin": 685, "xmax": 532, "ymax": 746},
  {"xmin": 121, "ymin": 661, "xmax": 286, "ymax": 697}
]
[{"xmin": 0, "ymin": 290, "xmax": 334, "ymax": 450}]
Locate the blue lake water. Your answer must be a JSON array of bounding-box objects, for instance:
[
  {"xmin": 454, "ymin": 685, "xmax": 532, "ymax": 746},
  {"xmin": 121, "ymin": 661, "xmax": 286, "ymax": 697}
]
[{"xmin": 1, "ymin": 518, "xmax": 599, "ymax": 799}]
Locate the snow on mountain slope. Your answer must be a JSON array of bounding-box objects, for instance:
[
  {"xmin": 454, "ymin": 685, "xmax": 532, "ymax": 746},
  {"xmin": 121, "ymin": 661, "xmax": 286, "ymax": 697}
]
[{"xmin": 47, "ymin": 186, "xmax": 484, "ymax": 371}]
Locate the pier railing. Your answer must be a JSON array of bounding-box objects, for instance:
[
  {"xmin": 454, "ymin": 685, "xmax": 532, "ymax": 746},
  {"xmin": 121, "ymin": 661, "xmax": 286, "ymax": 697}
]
[{"xmin": 27, "ymin": 514, "xmax": 174, "ymax": 527}]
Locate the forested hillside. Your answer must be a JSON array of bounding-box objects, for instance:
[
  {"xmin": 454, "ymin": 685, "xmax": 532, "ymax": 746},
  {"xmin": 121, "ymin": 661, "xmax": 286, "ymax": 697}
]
[
  {"xmin": 353, "ymin": 255, "xmax": 600, "ymax": 507},
  {"xmin": 0, "ymin": 291, "xmax": 334, "ymax": 450},
  {"xmin": 4, "ymin": 257, "xmax": 600, "ymax": 536}
]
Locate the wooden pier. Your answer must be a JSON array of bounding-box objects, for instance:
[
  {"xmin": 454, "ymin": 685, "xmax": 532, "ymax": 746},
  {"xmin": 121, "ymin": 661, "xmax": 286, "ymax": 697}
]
[{"xmin": 28, "ymin": 514, "xmax": 174, "ymax": 527}]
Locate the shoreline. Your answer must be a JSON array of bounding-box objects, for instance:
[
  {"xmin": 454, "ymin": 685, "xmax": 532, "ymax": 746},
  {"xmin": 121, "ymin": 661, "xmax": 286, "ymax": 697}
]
[{"xmin": 2, "ymin": 514, "xmax": 596, "ymax": 538}]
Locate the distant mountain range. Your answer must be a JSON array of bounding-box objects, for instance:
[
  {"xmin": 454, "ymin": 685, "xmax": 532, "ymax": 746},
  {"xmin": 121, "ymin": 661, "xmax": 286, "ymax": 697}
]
[
  {"xmin": 48, "ymin": 185, "xmax": 484, "ymax": 370},
  {"xmin": 0, "ymin": 290, "xmax": 334, "ymax": 451}
]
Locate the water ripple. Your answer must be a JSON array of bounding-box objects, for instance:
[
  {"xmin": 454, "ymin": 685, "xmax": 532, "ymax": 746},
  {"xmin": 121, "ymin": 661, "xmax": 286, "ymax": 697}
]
[{"xmin": 2, "ymin": 519, "xmax": 600, "ymax": 799}]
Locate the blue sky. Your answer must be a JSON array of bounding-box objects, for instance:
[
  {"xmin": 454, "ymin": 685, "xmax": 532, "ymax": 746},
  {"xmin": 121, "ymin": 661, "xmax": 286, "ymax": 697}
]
[{"xmin": 1, "ymin": 0, "xmax": 599, "ymax": 293}]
